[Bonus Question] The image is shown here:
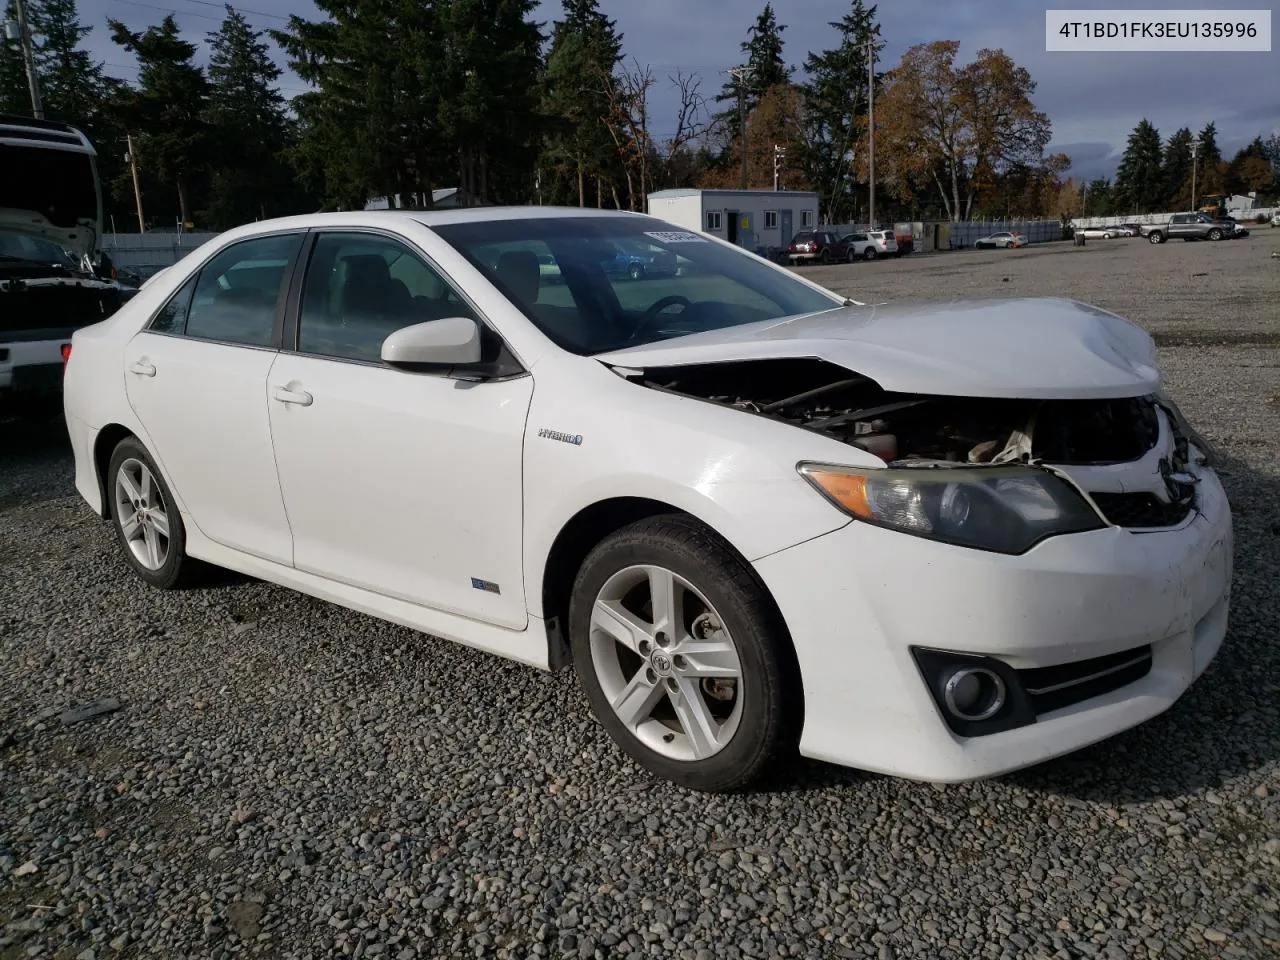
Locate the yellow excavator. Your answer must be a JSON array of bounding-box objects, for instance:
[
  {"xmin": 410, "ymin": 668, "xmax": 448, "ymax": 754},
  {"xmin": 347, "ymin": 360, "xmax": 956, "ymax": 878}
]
[{"xmin": 1197, "ymin": 195, "xmax": 1229, "ymax": 220}]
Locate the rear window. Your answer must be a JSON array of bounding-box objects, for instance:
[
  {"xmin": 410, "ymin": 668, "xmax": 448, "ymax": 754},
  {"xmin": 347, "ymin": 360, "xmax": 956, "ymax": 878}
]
[{"xmin": 791, "ymin": 232, "xmax": 815, "ymax": 244}]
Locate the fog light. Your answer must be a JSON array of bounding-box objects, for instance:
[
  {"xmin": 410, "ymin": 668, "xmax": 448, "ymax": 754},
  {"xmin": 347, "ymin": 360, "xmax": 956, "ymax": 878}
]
[{"xmin": 943, "ymin": 667, "xmax": 1006, "ymax": 721}]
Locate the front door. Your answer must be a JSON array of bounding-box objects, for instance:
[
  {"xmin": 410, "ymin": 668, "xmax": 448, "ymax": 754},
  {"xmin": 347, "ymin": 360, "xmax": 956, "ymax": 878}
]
[
  {"xmin": 780, "ymin": 209, "xmax": 793, "ymax": 251},
  {"xmin": 123, "ymin": 232, "xmax": 303, "ymax": 564},
  {"xmin": 265, "ymin": 230, "xmax": 532, "ymax": 629},
  {"xmin": 726, "ymin": 211, "xmax": 739, "ymax": 245}
]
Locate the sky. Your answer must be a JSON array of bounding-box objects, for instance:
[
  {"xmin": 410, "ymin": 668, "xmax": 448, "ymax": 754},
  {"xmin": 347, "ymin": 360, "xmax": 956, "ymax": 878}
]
[{"xmin": 79, "ymin": 0, "xmax": 1279, "ymax": 184}]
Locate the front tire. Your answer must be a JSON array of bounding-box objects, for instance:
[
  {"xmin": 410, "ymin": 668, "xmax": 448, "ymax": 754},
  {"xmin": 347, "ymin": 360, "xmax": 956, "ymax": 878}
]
[
  {"xmin": 107, "ymin": 437, "xmax": 198, "ymax": 589},
  {"xmin": 569, "ymin": 515, "xmax": 797, "ymax": 792},
  {"xmin": 628, "ymin": 262, "xmax": 645, "ymax": 280},
  {"xmin": 847, "ymin": 249, "xmax": 858, "ymax": 264},
  {"xmin": 1207, "ymin": 228, "xmax": 1223, "ymax": 241}
]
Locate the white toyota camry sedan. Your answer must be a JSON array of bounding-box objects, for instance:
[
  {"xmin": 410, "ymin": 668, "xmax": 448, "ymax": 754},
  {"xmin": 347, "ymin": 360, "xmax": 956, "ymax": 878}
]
[{"xmin": 62, "ymin": 207, "xmax": 1233, "ymax": 792}]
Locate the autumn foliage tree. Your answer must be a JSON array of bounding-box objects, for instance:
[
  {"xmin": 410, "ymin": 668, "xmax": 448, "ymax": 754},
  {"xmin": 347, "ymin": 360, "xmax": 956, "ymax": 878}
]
[{"xmin": 871, "ymin": 41, "xmax": 1054, "ymax": 221}]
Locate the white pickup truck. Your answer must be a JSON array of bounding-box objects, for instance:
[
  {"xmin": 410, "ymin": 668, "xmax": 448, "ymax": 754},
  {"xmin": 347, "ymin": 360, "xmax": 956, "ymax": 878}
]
[{"xmin": 1, "ymin": 115, "xmax": 126, "ymax": 416}]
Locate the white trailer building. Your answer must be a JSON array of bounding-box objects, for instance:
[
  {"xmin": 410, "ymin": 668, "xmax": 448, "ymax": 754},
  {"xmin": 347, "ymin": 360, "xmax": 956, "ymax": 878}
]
[{"xmin": 645, "ymin": 188, "xmax": 820, "ymax": 256}]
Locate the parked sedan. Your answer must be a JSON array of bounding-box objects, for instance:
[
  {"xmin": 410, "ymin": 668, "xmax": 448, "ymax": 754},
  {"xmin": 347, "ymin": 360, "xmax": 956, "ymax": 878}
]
[
  {"xmin": 1076, "ymin": 227, "xmax": 1125, "ymax": 240},
  {"xmin": 974, "ymin": 231, "xmax": 1027, "ymax": 249},
  {"xmin": 63, "ymin": 207, "xmax": 1232, "ymax": 792}
]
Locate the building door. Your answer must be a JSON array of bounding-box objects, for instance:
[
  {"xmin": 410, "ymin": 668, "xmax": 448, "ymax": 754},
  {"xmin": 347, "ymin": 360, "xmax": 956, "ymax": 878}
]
[
  {"xmin": 738, "ymin": 213, "xmax": 755, "ymax": 250},
  {"xmin": 780, "ymin": 210, "xmax": 793, "ymax": 249},
  {"xmin": 726, "ymin": 211, "xmax": 739, "ymax": 245}
]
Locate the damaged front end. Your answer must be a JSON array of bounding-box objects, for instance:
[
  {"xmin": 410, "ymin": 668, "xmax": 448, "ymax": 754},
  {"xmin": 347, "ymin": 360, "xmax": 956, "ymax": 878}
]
[{"xmin": 618, "ymin": 357, "xmax": 1215, "ymax": 545}]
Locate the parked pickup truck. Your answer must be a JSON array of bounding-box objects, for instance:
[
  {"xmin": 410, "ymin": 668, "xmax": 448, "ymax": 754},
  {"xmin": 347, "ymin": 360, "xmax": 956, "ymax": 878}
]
[{"xmin": 1142, "ymin": 213, "xmax": 1232, "ymax": 244}]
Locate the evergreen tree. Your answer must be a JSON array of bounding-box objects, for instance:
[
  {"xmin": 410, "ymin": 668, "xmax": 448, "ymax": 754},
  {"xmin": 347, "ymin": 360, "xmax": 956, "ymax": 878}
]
[
  {"xmin": 109, "ymin": 15, "xmax": 210, "ymax": 225},
  {"xmin": 540, "ymin": 0, "xmax": 621, "ymax": 205},
  {"xmin": 437, "ymin": 0, "xmax": 543, "ymax": 204},
  {"xmin": 203, "ymin": 6, "xmax": 298, "ymax": 228},
  {"xmin": 29, "ymin": 0, "xmax": 108, "ymax": 129},
  {"xmin": 1161, "ymin": 127, "xmax": 1193, "ymax": 209},
  {"xmin": 1195, "ymin": 121, "xmax": 1225, "ymax": 195},
  {"xmin": 1, "ymin": 0, "xmax": 35, "ymax": 115},
  {"xmin": 799, "ymin": 0, "xmax": 882, "ymax": 222},
  {"xmin": 1225, "ymin": 137, "xmax": 1275, "ymax": 195},
  {"xmin": 1112, "ymin": 119, "xmax": 1163, "ymax": 213},
  {"xmin": 1083, "ymin": 178, "xmax": 1113, "ymax": 216},
  {"xmin": 714, "ymin": 3, "xmax": 791, "ymax": 142}
]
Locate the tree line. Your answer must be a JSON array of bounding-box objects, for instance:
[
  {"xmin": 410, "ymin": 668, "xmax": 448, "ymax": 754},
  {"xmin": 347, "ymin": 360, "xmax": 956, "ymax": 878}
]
[
  {"xmin": 6, "ymin": 0, "xmax": 1275, "ymax": 233},
  {"xmin": 1073, "ymin": 120, "xmax": 1279, "ymax": 218}
]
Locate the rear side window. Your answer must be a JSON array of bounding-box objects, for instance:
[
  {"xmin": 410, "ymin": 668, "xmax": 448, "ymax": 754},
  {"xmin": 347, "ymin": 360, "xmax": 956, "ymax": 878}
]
[
  {"xmin": 181, "ymin": 234, "xmax": 302, "ymax": 347},
  {"xmin": 149, "ymin": 275, "xmax": 197, "ymax": 334}
]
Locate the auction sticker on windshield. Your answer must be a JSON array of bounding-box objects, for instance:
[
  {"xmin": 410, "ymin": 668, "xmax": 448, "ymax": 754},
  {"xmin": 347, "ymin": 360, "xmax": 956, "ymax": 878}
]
[{"xmin": 643, "ymin": 231, "xmax": 708, "ymax": 243}]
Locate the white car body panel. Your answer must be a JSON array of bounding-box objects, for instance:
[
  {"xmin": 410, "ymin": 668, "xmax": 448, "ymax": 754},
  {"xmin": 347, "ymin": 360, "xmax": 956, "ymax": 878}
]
[
  {"xmin": 123, "ymin": 331, "xmax": 294, "ymax": 565},
  {"xmin": 61, "ymin": 207, "xmax": 1233, "ymax": 784},
  {"xmin": 595, "ymin": 297, "xmax": 1161, "ymax": 400},
  {"xmin": 266, "ymin": 351, "xmax": 534, "ymax": 630}
]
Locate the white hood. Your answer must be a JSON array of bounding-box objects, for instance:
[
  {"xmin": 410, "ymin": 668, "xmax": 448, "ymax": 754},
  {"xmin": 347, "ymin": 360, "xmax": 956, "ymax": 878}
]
[{"xmin": 595, "ymin": 297, "xmax": 1161, "ymax": 400}]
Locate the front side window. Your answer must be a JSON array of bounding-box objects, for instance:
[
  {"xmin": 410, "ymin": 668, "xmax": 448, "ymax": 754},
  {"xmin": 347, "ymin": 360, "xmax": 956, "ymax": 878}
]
[
  {"xmin": 433, "ymin": 216, "xmax": 842, "ymax": 356},
  {"xmin": 183, "ymin": 233, "xmax": 302, "ymax": 346},
  {"xmin": 296, "ymin": 232, "xmax": 483, "ymax": 363}
]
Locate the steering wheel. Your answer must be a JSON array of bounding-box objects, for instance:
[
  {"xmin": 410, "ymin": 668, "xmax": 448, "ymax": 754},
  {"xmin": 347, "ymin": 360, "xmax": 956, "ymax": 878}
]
[{"xmin": 631, "ymin": 295, "xmax": 692, "ymax": 342}]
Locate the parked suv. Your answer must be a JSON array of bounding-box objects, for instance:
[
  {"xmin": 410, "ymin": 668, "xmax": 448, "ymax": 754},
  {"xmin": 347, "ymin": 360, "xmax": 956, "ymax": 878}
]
[
  {"xmin": 839, "ymin": 230, "xmax": 899, "ymax": 261},
  {"xmin": 1, "ymin": 115, "xmax": 125, "ymax": 416},
  {"xmin": 787, "ymin": 230, "xmax": 842, "ymax": 265},
  {"xmin": 1142, "ymin": 213, "xmax": 1230, "ymax": 243}
]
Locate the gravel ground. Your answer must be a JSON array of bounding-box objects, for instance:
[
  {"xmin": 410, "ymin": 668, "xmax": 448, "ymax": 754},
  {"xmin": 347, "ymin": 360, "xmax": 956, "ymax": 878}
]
[{"xmin": 2, "ymin": 234, "xmax": 1279, "ymax": 960}]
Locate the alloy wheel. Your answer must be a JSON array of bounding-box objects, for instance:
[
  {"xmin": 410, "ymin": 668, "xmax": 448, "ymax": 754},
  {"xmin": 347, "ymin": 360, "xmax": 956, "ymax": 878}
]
[
  {"xmin": 589, "ymin": 564, "xmax": 744, "ymax": 761},
  {"xmin": 113, "ymin": 457, "xmax": 171, "ymax": 571}
]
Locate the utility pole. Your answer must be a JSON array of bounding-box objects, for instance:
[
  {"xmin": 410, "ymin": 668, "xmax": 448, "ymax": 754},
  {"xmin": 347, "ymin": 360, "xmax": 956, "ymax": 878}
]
[
  {"xmin": 1190, "ymin": 139, "xmax": 1201, "ymax": 211},
  {"xmin": 866, "ymin": 36, "xmax": 876, "ymax": 229},
  {"xmin": 8, "ymin": 0, "xmax": 44, "ymax": 119},
  {"xmin": 125, "ymin": 133, "xmax": 146, "ymax": 233},
  {"xmin": 729, "ymin": 65, "xmax": 750, "ymax": 190},
  {"xmin": 773, "ymin": 144, "xmax": 786, "ymax": 191}
]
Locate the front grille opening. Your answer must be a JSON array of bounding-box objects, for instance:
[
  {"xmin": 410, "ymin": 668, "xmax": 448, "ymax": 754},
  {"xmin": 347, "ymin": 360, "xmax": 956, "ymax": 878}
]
[
  {"xmin": 1091, "ymin": 490, "xmax": 1195, "ymax": 528},
  {"xmin": 1018, "ymin": 645, "xmax": 1153, "ymax": 716}
]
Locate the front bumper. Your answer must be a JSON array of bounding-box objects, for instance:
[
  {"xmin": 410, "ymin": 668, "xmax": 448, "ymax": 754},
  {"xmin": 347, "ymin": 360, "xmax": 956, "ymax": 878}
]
[{"xmin": 753, "ymin": 468, "xmax": 1233, "ymax": 782}]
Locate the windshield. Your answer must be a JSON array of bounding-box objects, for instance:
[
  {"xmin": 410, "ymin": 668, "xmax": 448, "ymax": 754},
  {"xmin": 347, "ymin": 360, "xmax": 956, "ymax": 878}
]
[
  {"xmin": 432, "ymin": 216, "xmax": 841, "ymax": 355},
  {"xmin": 0, "ymin": 229, "xmax": 81, "ymax": 271}
]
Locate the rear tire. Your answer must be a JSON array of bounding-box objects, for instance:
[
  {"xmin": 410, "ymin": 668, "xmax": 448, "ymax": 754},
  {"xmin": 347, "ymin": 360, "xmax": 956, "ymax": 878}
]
[
  {"xmin": 569, "ymin": 515, "xmax": 798, "ymax": 792},
  {"xmin": 628, "ymin": 262, "xmax": 645, "ymax": 280},
  {"xmin": 107, "ymin": 437, "xmax": 200, "ymax": 589},
  {"xmin": 1148, "ymin": 232, "xmax": 1165, "ymax": 244},
  {"xmin": 863, "ymin": 247, "xmax": 877, "ymax": 261}
]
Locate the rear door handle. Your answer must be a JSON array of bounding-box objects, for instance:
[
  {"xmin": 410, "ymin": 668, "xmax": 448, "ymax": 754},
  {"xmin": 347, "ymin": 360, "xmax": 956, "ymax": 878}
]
[
  {"xmin": 273, "ymin": 385, "xmax": 313, "ymax": 406},
  {"xmin": 128, "ymin": 359, "xmax": 156, "ymax": 377}
]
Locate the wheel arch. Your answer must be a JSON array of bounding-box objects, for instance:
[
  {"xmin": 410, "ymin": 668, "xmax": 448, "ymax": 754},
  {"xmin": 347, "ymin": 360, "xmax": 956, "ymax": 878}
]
[
  {"xmin": 91, "ymin": 423, "xmax": 138, "ymax": 519},
  {"xmin": 537, "ymin": 497, "xmax": 802, "ymax": 704}
]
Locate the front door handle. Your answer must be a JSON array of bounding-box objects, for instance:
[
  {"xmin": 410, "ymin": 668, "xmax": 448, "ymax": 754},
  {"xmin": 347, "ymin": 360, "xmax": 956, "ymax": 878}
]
[
  {"xmin": 129, "ymin": 359, "xmax": 156, "ymax": 377},
  {"xmin": 273, "ymin": 385, "xmax": 313, "ymax": 406}
]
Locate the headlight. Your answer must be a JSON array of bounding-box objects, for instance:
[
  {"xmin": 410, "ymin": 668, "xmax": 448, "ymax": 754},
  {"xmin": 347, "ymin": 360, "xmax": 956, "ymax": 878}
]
[
  {"xmin": 1156, "ymin": 391, "xmax": 1219, "ymax": 466},
  {"xmin": 798, "ymin": 462, "xmax": 1105, "ymax": 554}
]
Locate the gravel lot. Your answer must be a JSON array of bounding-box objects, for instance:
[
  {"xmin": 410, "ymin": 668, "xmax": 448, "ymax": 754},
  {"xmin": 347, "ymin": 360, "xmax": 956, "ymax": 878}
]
[{"xmin": 3, "ymin": 234, "xmax": 1279, "ymax": 960}]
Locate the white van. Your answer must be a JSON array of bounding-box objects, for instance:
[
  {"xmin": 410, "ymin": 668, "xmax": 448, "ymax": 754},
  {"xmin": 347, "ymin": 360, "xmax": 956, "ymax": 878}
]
[{"xmin": 1, "ymin": 114, "xmax": 125, "ymax": 414}]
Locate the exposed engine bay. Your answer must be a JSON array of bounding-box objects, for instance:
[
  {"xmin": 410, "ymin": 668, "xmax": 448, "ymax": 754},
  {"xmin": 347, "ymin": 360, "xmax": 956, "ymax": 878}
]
[{"xmin": 622, "ymin": 357, "xmax": 1177, "ymax": 467}]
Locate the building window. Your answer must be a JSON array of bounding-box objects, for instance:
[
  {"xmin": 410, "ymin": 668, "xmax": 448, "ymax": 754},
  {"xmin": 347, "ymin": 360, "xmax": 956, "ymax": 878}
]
[
  {"xmin": 706, "ymin": 211, "xmax": 723, "ymax": 231},
  {"xmin": 801, "ymin": 210, "xmax": 814, "ymax": 227},
  {"xmin": 764, "ymin": 211, "xmax": 778, "ymax": 229}
]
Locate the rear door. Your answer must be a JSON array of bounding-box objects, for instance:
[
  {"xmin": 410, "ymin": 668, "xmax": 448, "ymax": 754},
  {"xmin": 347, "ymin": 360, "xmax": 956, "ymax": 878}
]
[{"xmin": 123, "ymin": 232, "xmax": 303, "ymax": 565}]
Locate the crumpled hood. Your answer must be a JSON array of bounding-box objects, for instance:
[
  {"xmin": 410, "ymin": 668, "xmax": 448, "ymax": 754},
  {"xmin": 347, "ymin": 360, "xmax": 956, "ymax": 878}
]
[
  {"xmin": 596, "ymin": 297, "xmax": 1161, "ymax": 400},
  {"xmin": 0, "ymin": 208, "xmax": 98, "ymax": 262}
]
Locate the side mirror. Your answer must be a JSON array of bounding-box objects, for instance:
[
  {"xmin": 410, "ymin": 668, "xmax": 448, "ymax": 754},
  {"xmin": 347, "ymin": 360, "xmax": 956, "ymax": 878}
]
[{"xmin": 381, "ymin": 317, "xmax": 482, "ymax": 371}]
